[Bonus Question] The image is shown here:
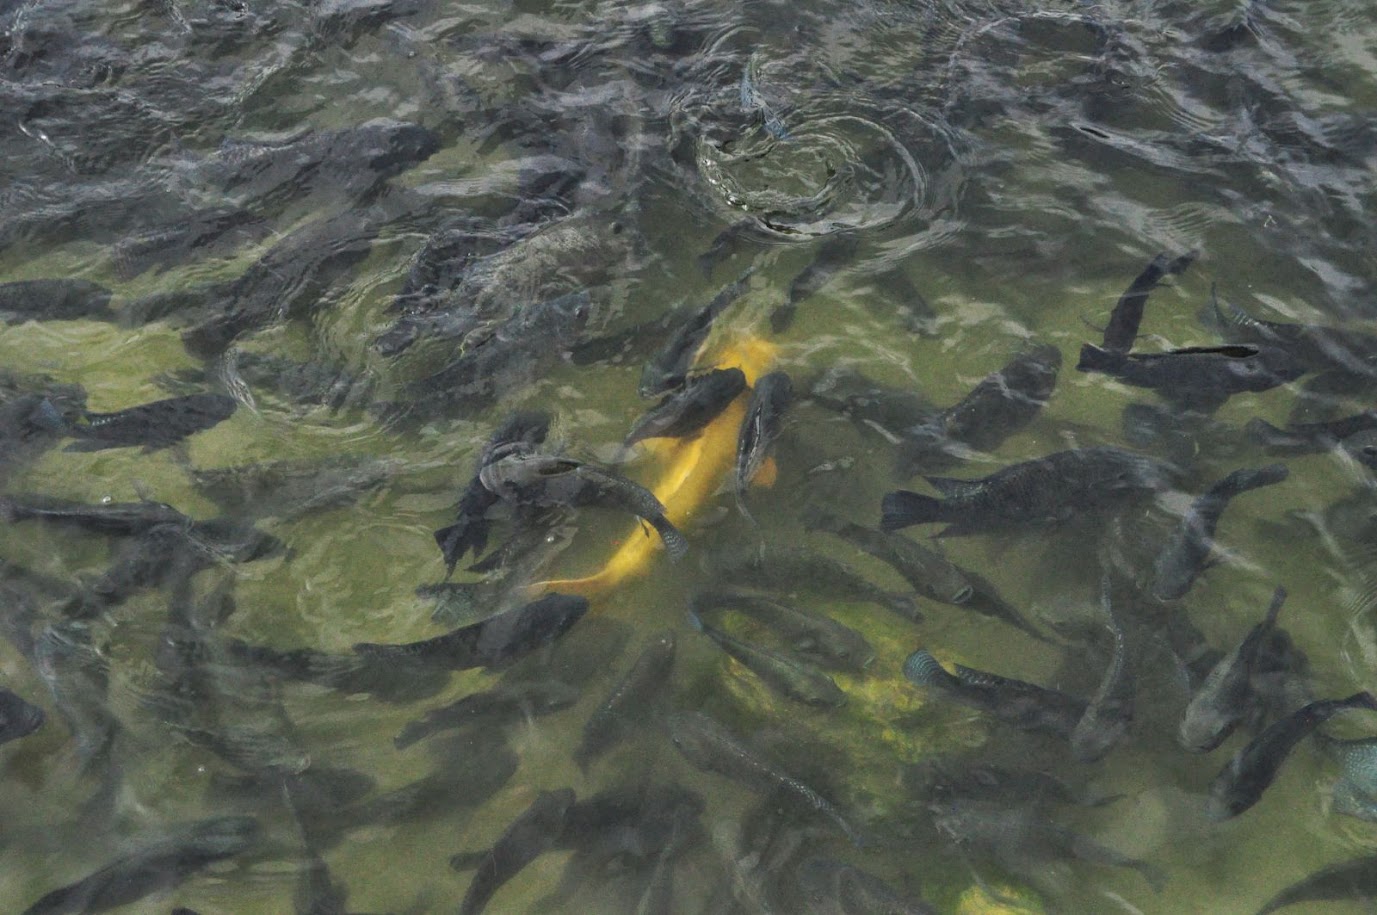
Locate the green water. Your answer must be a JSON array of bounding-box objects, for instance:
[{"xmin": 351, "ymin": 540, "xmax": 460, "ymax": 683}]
[{"xmin": 3, "ymin": 0, "xmax": 1377, "ymax": 911}]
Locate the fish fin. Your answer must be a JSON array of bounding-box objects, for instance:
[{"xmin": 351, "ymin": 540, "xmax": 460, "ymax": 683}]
[
  {"xmin": 1210, "ymin": 282, "xmax": 1262, "ymax": 333},
  {"xmin": 685, "ymin": 609, "xmax": 706, "ymax": 634},
  {"xmin": 1075, "ymin": 342, "xmax": 1125, "ymax": 373},
  {"xmin": 880, "ymin": 490, "xmax": 941, "ymax": 531},
  {"xmin": 27, "ymin": 398, "xmax": 70, "ymax": 433},
  {"xmin": 449, "ymin": 850, "xmax": 488, "ymax": 872},
  {"xmin": 62, "ymin": 439, "xmax": 110, "ymax": 453},
  {"xmin": 1345, "ymin": 691, "xmax": 1377, "ymax": 713},
  {"xmin": 933, "ymin": 522, "xmax": 977, "ymax": 538},
  {"xmin": 750, "ymin": 455, "xmax": 778, "ymax": 487},
  {"xmin": 923, "ymin": 476, "xmax": 982, "ymax": 498},
  {"xmin": 650, "ymin": 516, "xmax": 689, "ymax": 561}
]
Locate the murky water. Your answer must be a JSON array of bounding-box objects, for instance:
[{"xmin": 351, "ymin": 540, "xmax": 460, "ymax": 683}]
[{"xmin": 2, "ymin": 0, "xmax": 1377, "ymax": 911}]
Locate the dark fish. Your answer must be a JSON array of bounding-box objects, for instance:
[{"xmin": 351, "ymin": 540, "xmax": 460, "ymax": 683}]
[
  {"xmin": 21, "ymin": 816, "xmax": 259, "ymax": 915},
  {"xmin": 881, "ymin": 446, "xmax": 1175, "ymax": 536},
  {"xmin": 0, "ymin": 688, "xmax": 45, "ymax": 744},
  {"xmin": 1212, "ymin": 284, "xmax": 1377, "ymax": 377},
  {"xmin": 805, "ymin": 511, "xmax": 972, "ymax": 605},
  {"xmin": 0, "ymin": 279, "xmax": 114, "ymax": 323},
  {"xmin": 932, "ymin": 797, "xmax": 1164, "ymax": 893},
  {"xmin": 394, "ymin": 679, "xmax": 579, "ymax": 749},
  {"xmin": 34, "ymin": 620, "xmax": 118, "ymax": 770},
  {"xmin": 904, "ymin": 759, "xmax": 1118, "ymax": 809},
  {"xmin": 687, "ymin": 609, "xmax": 846, "ymax": 708},
  {"xmin": 626, "ymin": 368, "xmax": 747, "ymax": 446},
  {"xmin": 1180, "ymin": 587, "xmax": 1288, "ymax": 753},
  {"xmin": 1150, "ymin": 464, "xmax": 1289, "ymax": 602},
  {"xmin": 697, "ymin": 219, "xmax": 765, "ymax": 277},
  {"xmin": 770, "ymin": 235, "xmax": 860, "ymax": 333},
  {"xmin": 575, "ymin": 631, "xmax": 676, "ymax": 770},
  {"xmin": 1246, "ymin": 411, "xmax": 1377, "ymax": 455},
  {"xmin": 689, "ymin": 591, "xmax": 873, "ymax": 673},
  {"xmin": 1100, "ymin": 250, "xmax": 1198, "ymax": 353},
  {"xmin": 897, "ymin": 345, "xmax": 1062, "ymax": 475},
  {"xmin": 181, "ymin": 211, "xmax": 375, "ymax": 357},
  {"xmin": 434, "ymin": 411, "xmax": 551, "ymax": 574},
  {"xmin": 1070, "ymin": 577, "xmax": 1134, "ymax": 763},
  {"xmin": 740, "ymin": 51, "xmax": 791, "ymax": 140},
  {"xmin": 453, "ymin": 789, "xmax": 576, "ymax": 915},
  {"xmin": 795, "ymin": 857, "xmax": 935, "ymax": 915},
  {"xmin": 903, "ymin": 650, "xmax": 1088, "ymax": 740},
  {"xmin": 33, "ymin": 393, "xmax": 236, "ymax": 452},
  {"xmin": 0, "ymin": 495, "xmax": 188, "ymax": 535},
  {"xmin": 1076, "ymin": 342, "xmax": 1305, "ymax": 412},
  {"xmin": 810, "ymin": 367, "xmax": 936, "ymax": 439},
  {"xmin": 188, "ymin": 456, "xmax": 398, "ymax": 521},
  {"xmin": 112, "ymin": 207, "xmax": 270, "ymax": 279},
  {"xmin": 1207, "ymin": 691, "xmax": 1377, "ymax": 819},
  {"xmin": 715, "ymin": 545, "xmax": 919, "ymax": 621},
  {"xmin": 353, "ymin": 593, "xmax": 589, "ymax": 670},
  {"xmin": 640, "ymin": 269, "xmax": 754, "ymax": 397},
  {"xmin": 735, "ymin": 370, "xmax": 793, "ymax": 504},
  {"xmin": 1254, "ymin": 855, "xmax": 1377, "ymax": 914},
  {"xmin": 479, "ymin": 448, "xmax": 688, "ymax": 560},
  {"xmin": 667, "ymin": 711, "xmax": 864, "ymax": 845}
]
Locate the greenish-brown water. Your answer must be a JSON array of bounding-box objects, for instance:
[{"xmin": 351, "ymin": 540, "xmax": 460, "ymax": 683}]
[{"xmin": 1, "ymin": 0, "xmax": 1377, "ymax": 912}]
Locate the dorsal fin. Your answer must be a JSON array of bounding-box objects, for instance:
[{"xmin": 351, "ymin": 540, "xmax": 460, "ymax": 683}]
[{"xmin": 925, "ymin": 475, "xmax": 982, "ymax": 498}]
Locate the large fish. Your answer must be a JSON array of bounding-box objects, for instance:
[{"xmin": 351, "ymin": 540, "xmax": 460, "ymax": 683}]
[
  {"xmin": 689, "ymin": 590, "xmax": 873, "ymax": 673},
  {"xmin": 626, "ymin": 368, "xmax": 747, "ymax": 446},
  {"xmin": 1076, "ymin": 342, "xmax": 1305, "ymax": 412},
  {"xmin": 687, "ymin": 609, "xmax": 846, "ymax": 708},
  {"xmin": 480, "ymin": 447, "xmax": 688, "ymax": 561},
  {"xmin": 34, "ymin": 393, "xmax": 236, "ymax": 452},
  {"xmin": 641, "ymin": 269, "xmax": 754, "ymax": 397},
  {"xmin": 1180, "ymin": 587, "xmax": 1288, "ymax": 753},
  {"xmin": 1254, "ymin": 855, "xmax": 1377, "ymax": 914},
  {"xmin": 1247, "ymin": 411, "xmax": 1377, "ymax": 456},
  {"xmin": 395, "ymin": 680, "xmax": 579, "ymax": 750},
  {"xmin": 1070, "ymin": 577, "xmax": 1135, "ymax": 763},
  {"xmin": 881, "ymin": 446, "xmax": 1174, "ymax": 536},
  {"xmin": 903, "ymin": 650, "xmax": 1088, "ymax": 740},
  {"xmin": 770, "ymin": 235, "xmax": 860, "ymax": 333},
  {"xmin": 1151, "ymin": 464, "xmax": 1289, "ymax": 602},
  {"xmin": 897, "ymin": 345, "xmax": 1061, "ymax": 475},
  {"xmin": 1212, "ymin": 285, "xmax": 1377, "ymax": 377},
  {"xmin": 1099, "ymin": 250, "xmax": 1198, "ymax": 353},
  {"xmin": 575, "ymin": 631, "xmax": 676, "ymax": 770},
  {"xmin": 1208, "ymin": 691, "xmax": 1377, "ymax": 819},
  {"xmin": 735, "ymin": 370, "xmax": 793, "ymax": 510},
  {"xmin": 454, "ymin": 789, "xmax": 576, "ymax": 915},
  {"xmin": 715, "ymin": 545, "xmax": 920, "ymax": 622},
  {"xmin": 0, "ymin": 279, "xmax": 114, "ymax": 323}
]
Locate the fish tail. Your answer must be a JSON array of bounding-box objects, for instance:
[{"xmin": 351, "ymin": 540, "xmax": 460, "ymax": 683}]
[
  {"xmin": 880, "ymin": 490, "xmax": 941, "ymax": 531},
  {"xmin": 1219, "ymin": 463, "xmax": 1290, "ymax": 496},
  {"xmin": 650, "ymin": 515, "xmax": 689, "ymax": 561},
  {"xmin": 902, "ymin": 649, "xmax": 958, "ymax": 690},
  {"xmin": 1075, "ymin": 343, "xmax": 1125, "ymax": 374}
]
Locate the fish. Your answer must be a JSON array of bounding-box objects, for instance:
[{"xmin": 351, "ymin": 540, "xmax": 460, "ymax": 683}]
[
  {"xmin": 1246, "ymin": 411, "xmax": 1377, "ymax": 456},
  {"xmin": 0, "ymin": 495, "xmax": 189, "ymax": 535},
  {"xmin": 740, "ymin": 51, "xmax": 791, "ymax": 141},
  {"xmin": 575, "ymin": 631, "xmax": 676, "ymax": 770},
  {"xmin": 394, "ymin": 679, "xmax": 579, "ymax": 750},
  {"xmin": 735, "ymin": 370, "xmax": 792, "ymax": 508},
  {"xmin": 932, "ymin": 797, "xmax": 1164, "ymax": 893},
  {"xmin": 1207, "ymin": 691, "xmax": 1377, "ymax": 819},
  {"xmin": 770, "ymin": 235, "xmax": 860, "ymax": 333},
  {"xmin": 1212, "ymin": 284, "xmax": 1377, "ymax": 377},
  {"xmin": 626, "ymin": 368, "xmax": 747, "ymax": 446},
  {"xmin": 181, "ymin": 211, "xmax": 376, "ymax": 357},
  {"xmin": 903, "ymin": 650, "xmax": 1088, "ymax": 740},
  {"xmin": 480, "ymin": 448, "xmax": 688, "ymax": 560},
  {"xmin": 1070, "ymin": 577, "xmax": 1135, "ymax": 763},
  {"xmin": 881, "ymin": 446, "xmax": 1175, "ymax": 536},
  {"xmin": 34, "ymin": 393, "xmax": 236, "ymax": 452},
  {"xmin": 33, "ymin": 620, "xmax": 118, "ymax": 771},
  {"xmin": 1180, "ymin": 587, "xmax": 1288, "ymax": 753},
  {"xmin": 687, "ymin": 609, "xmax": 847, "ymax": 708},
  {"xmin": 453, "ymin": 788, "xmax": 576, "ymax": 915},
  {"xmin": 353, "ymin": 593, "xmax": 588, "ymax": 670},
  {"xmin": 1316, "ymin": 731, "xmax": 1377, "ymax": 821},
  {"xmin": 1254, "ymin": 855, "xmax": 1377, "ymax": 914},
  {"xmin": 794, "ymin": 856, "xmax": 936, "ymax": 915},
  {"xmin": 21, "ymin": 816, "xmax": 260, "ymax": 915},
  {"xmin": 640, "ymin": 269, "xmax": 755, "ymax": 397},
  {"xmin": 1150, "ymin": 464, "xmax": 1289, "ymax": 601},
  {"xmin": 0, "ymin": 688, "xmax": 45, "ymax": 745},
  {"xmin": 1076, "ymin": 342, "xmax": 1306, "ymax": 412},
  {"xmin": 810, "ymin": 367, "xmax": 936, "ymax": 439},
  {"xmin": 0, "ymin": 279, "xmax": 115, "ymax": 323},
  {"xmin": 904, "ymin": 759, "xmax": 1119, "ymax": 809},
  {"xmin": 667, "ymin": 711, "xmax": 864, "ymax": 845},
  {"xmin": 188, "ymin": 455, "xmax": 399, "ymax": 521},
  {"xmin": 715, "ymin": 545, "xmax": 920, "ymax": 622},
  {"xmin": 112, "ymin": 207, "xmax": 270, "ymax": 279},
  {"xmin": 434, "ymin": 411, "xmax": 551, "ymax": 575},
  {"xmin": 689, "ymin": 590, "xmax": 873, "ymax": 672},
  {"xmin": 1099, "ymin": 250, "xmax": 1198, "ymax": 353},
  {"xmin": 897, "ymin": 345, "xmax": 1062, "ymax": 475}
]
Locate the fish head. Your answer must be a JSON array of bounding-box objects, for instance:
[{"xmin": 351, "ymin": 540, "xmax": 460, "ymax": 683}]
[
  {"xmin": 1226, "ymin": 345, "xmax": 1307, "ymax": 390},
  {"xmin": 1342, "ymin": 430, "xmax": 1377, "ymax": 470}
]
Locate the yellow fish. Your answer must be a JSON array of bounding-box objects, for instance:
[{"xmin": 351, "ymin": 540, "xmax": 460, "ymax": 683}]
[{"xmin": 531, "ymin": 335, "xmax": 778, "ymax": 599}]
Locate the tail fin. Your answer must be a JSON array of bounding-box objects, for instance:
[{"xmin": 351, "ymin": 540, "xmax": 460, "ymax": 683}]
[
  {"xmin": 1075, "ymin": 343, "xmax": 1125, "ymax": 374},
  {"xmin": 880, "ymin": 490, "xmax": 941, "ymax": 531}
]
